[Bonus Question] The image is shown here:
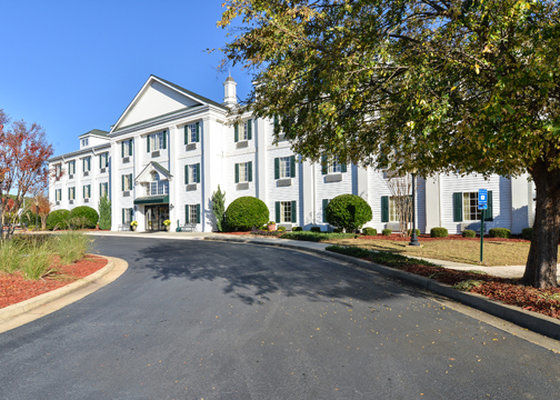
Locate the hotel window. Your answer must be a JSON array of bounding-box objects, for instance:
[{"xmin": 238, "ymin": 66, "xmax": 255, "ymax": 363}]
[
  {"xmin": 149, "ymin": 180, "xmax": 169, "ymax": 196},
  {"xmin": 99, "ymin": 152, "xmax": 109, "ymax": 169},
  {"xmin": 185, "ymin": 204, "xmax": 201, "ymax": 224},
  {"xmin": 99, "ymin": 182, "xmax": 109, "ymax": 198},
  {"xmin": 274, "ymin": 156, "xmax": 296, "ymax": 179},
  {"xmin": 185, "ymin": 163, "xmax": 201, "ymax": 184},
  {"xmin": 54, "ymin": 163, "xmax": 62, "ymax": 180},
  {"xmin": 121, "ymin": 174, "xmax": 133, "ymax": 191},
  {"xmin": 235, "ymin": 161, "xmax": 253, "ymax": 183},
  {"xmin": 121, "ymin": 208, "xmax": 133, "ymax": 224},
  {"xmin": 67, "ymin": 160, "xmax": 76, "ymax": 176},
  {"xmin": 68, "ymin": 187, "xmax": 76, "ymax": 201},
  {"xmin": 321, "ymin": 155, "xmax": 347, "ymax": 174},
  {"xmin": 121, "ymin": 139, "xmax": 133, "ymax": 157},
  {"xmin": 234, "ymin": 119, "xmax": 252, "ymax": 142},
  {"xmin": 184, "ymin": 122, "xmax": 200, "ymax": 144},
  {"xmin": 83, "ymin": 184, "xmax": 91, "ymax": 200},
  {"xmin": 81, "ymin": 138, "xmax": 89, "ymax": 147},
  {"xmin": 147, "ymin": 131, "xmax": 167, "ymax": 152},
  {"xmin": 380, "ymin": 195, "xmax": 411, "ymax": 223},
  {"xmin": 55, "ymin": 189, "xmax": 62, "ymax": 202},
  {"xmin": 275, "ymin": 201, "xmax": 297, "ymax": 223},
  {"xmin": 82, "ymin": 157, "xmax": 91, "ymax": 173},
  {"xmin": 452, "ymin": 191, "xmax": 493, "ymax": 222}
]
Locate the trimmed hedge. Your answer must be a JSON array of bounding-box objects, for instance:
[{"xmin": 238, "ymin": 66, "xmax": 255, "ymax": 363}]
[
  {"xmin": 325, "ymin": 194, "xmax": 372, "ymax": 232},
  {"xmin": 310, "ymin": 226, "xmax": 322, "ymax": 233},
  {"xmin": 362, "ymin": 227, "xmax": 377, "ymax": 236},
  {"xmin": 224, "ymin": 196, "xmax": 269, "ymax": 231},
  {"xmin": 69, "ymin": 206, "xmax": 99, "ymax": 229},
  {"xmin": 292, "ymin": 226, "xmax": 303, "ymax": 232},
  {"xmin": 521, "ymin": 227, "xmax": 533, "ymax": 241},
  {"xmin": 462, "ymin": 229, "xmax": 476, "ymax": 238},
  {"xmin": 382, "ymin": 228, "xmax": 392, "ymax": 236},
  {"xmin": 46, "ymin": 209, "xmax": 71, "ymax": 230},
  {"xmin": 430, "ymin": 227, "xmax": 448, "ymax": 238},
  {"xmin": 281, "ymin": 231, "xmax": 355, "ymax": 242},
  {"xmin": 488, "ymin": 228, "xmax": 511, "ymax": 238}
]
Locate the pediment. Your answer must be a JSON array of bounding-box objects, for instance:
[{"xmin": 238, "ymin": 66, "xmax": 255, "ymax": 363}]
[{"xmin": 135, "ymin": 162, "xmax": 171, "ymax": 183}]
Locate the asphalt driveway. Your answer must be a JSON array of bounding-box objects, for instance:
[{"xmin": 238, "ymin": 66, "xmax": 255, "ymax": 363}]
[{"xmin": 1, "ymin": 236, "xmax": 559, "ymax": 399}]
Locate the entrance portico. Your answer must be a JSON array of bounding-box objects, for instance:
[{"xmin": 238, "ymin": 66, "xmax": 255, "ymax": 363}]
[{"xmin": 134, "ymin": 162, "xmax": 172, "ymax": 232}]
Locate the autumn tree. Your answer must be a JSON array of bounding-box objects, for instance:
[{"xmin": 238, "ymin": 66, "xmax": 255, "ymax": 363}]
[
  {"xmin": 0, "ymin": 109, "xmax": 53, "ymax": 240},
  {"xmin": 29, "ymin": 193, "xmax": 51, "ymax": 230},
  {"xmin": 219, "ymin": 0, "xmax": 560, "ymax": 288}
]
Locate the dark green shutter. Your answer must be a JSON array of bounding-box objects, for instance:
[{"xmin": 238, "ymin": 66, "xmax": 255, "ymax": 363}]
[
  {"xmin": 234, "ymin": 123, "xmax": 239, "ymax": 142},
  {"xmin": 341, "ymin": 163, "xmax": 347, "ymax": 173},
  {"xmin": 290, "ymin": 156, "xmax": 296, "ymax": 178},
  {"xmin": 162, "ymin": 131, "xmax": 167, "ymax": 149},
  {"xmin": 322, "ymin": 199, "xmax": 329, "ymax": 222},
  {"xmin": 274, "ymin": 158, "xmax": 280, "ymax": 179},
  {"xmin": 247, "ymin": 119, "xmax": 252, "ymax": 140},
  {"xmin": 248, "ymin": 162, "xmax": 253, "ymax": 182},
  {"xmin": 122, "ymin": 209, "xmax": 125, "ymax": 224},
  {"xmin": 185, "ymin": 205, "xmax": 190, "ymax": 224},
  {"xmin": 235, "ymin": 163, "xmax": 239, "ymax": 183},
  {"xmin": 381, "ymin": 196, "xmax": 389, "ymax": 223},
  {"xmin": 147, "ymin": 135, "xmax": 150, "ymax": 152},
  {"xmin": 485, "ymin": 191, "xmax": 493, "ymax": 221},
  {"xmin": 195, "ymin": 122, "xmax": 200, "ymax": 142},
  {"xmin": 453, "ymin": 192, "xmax": 463, "ymax": 222},
  {"xmin": 196, "ymin": 163, "xmax": 201, "ymax": 183},
  {"xmin": 121, "ymin": 142, "xmax": 124, "ymax": 157},
  {"xmin": 321, "ymin": 155, "xmax": 328, "ymax": 175},
  {"xmin": 184, "ymin": 125, "xmax": 188, "ymax": 144},
  {"xmin": 121, "ymin": 175, "xmax": 124, "ymax": 191},
  {"xmin": 273, "ymin": 115, "xmax": 279, "ymax": 131},
  {"xmin": 129, "ymin": 140, "xmax": 133, "ymax": 156},
  {"xmin": 275, "ymin": 202, "xmax": 281, "ymax": 223},
  {"xmin": 185, "ymin": 165, "xmax": 189, "ymax": 184},
  {"xmin": 196, "ymin": 204, "xmax": 201, "ymax": 223},
  {"xmin": 291, "ymin": 201, "xmax": 297, "ymax": 223}
]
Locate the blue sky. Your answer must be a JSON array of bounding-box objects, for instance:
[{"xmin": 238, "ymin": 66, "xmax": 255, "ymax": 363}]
[{"xmin": 0, "ymin": 0, "xmax": 251, "ymax": 156}]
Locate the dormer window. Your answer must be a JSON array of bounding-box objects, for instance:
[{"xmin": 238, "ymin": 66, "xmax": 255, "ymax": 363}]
[{"xmin": 81, "ymin": 138, "xmax": 89, "ymax": 147}]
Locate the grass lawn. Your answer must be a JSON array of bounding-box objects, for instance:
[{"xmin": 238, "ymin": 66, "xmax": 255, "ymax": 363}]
[{"xmin": 325, "ymin": 237, "xmax": 559, "ymax": 266}]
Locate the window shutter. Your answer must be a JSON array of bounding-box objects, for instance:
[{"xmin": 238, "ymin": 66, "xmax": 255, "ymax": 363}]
[
  {"xmin": 147, "ymin": 135, "xmax": 150, "ymax": 152},
  {"xmin": 485, "ymin": 191, "xmax": 494, "ymax": 221},
  {"xmin": 162, "ymin": 131, "xmax": 167, "ymax": 149},
  {"xmin": 453, "ymin": 192, "xmax": 463, "ymax": 222},
  {"xmin": 290, "ymin": 156, "xmax": 296, "ymax": 178},
  {"xmin": 184, "ymin": 125, "xmax": 188, "ymax": 144},
  {"xmin": 185, "ymin": 165, "xmax": 189, "ymax": 184},
  {"xmin": 291, "ymin": 201, "xmax": 297, "ymax": 223},
  {"xmin": 322, "ymin": 199, "xmax": 329, "ymax": 222},
  {"xmin": 273, "ymin": 115, "xmax": 279, "ymax": 131},
  {"xmin": 196, "ymin": 204, "xmax": 201, "ymax": 224},
  {"xmin": 196, "ymin": 163, "xmax": 201, "ymax": 183},
  {"xmin": 274, "ymin": 158, "xmax": 280, "ymax": 179},
  {"xmin": 185, "ymin": 205, "xmax": 190, "ymax": 224},
  {"xmin": 99, "ymin": 183, "xmax": 102, "ymax": 196},
  {"xmin": 321, "ymin": 155, "xmax": 328, "ymax": 175},
  {"xmin": 234, "ymin": 123, "xmax": 239, "ymax": 142},
  {"xmin": 129, "ymin": 174, "xmax": 133, "ymax": 190},
  {"xmin": 195, "ymin": 122, "xmax": 200, "ymax": 142},
  {"xmin": 275, "ymin": 202, "xmax": 281, "ymax": 223},
  {"xmin": 121, "ymin": 142, "xmax": 124, "ymax": 157},
  {"xmin": 129, "ymin": 140, "xmax": 133, "ymax": 156},
  {"xmin": 247, "ymin": 119, "xmax": 252, "ymax": 140},
  {"xmin": 341, "ymin": 163, "xmax": 347, "ymax": 173},
  {"xmin": 122, "ymin": 209, "xmax": 125, "ymax": 224},
  {"xmin": 381, "ymin": 196, "xmax": 389, "ymax": 223},
  {"xmin": 121, "ymin": 175, "xmax": 124, "ymax": 191},
  {"xmin": 235, "ymin": 163, "xmax": 239, "ymax": 183},
  {"xmin": 248, "ymin": 162, "xmax": 253, "ymax": 182}
]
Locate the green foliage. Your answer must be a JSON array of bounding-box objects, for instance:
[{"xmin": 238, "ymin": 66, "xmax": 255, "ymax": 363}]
[
  {"xmin": 407, "ymin": 228, "xmax": 420, "ymax": 237},
  {"xmin": 462, "ymin": 229, "xmax": 476, "ymax": 238},
  {"xmin": 98, "ymin": 195, "xmax": 111, "ymax": 230},
  {"xmin": 382, "ymin": 229, "xmax": 392, "ymax": 236},
  {"xmin": 430, "ymin": 227, "xmax": 448, "ymax": 238},
  {"xmin": 20, "ymin": 242, "xmax": 54, "ymax": 280},
  {"xmin": 277, "ymin": 226, "xmax": 287, "ymax": 232},
  {"xmin": 326, "ymin": 245, "xmax": 438, "ymax": 268},
  {"xmin": 310, "ymin": 226, "xmax": 321, "ymax": 233},
  {"xmin": 488, "ymin": 228, "xmax": 511, "ymax": 238},
  {"xmin": 292, "ymin": 226, "xmax": 302, "ymax": 231},
  {"xmin": 522, "ymin": 227, "xmax": 533, "ymax": 241},
  {"xmin": 0, "ymin": 239, "xmax": 23, "ymax": 273},
  {"xmin": 69, "ymin": 206, "xmax": 99, "ymax": 229},
  {"xmin": 325, "ymin": 194, "xmax": 372, "ymax": 232},
  {"xmin": 52, "ymin": 232, "xmax": 91, "ymax": 265},
  {"xmin": 453, "ymin": 280, "xmax": 484, "ymax": 291},
  {"xmin": 282, "ymin": 231, "xmax": 355, "ymax": 242},
  {"xmin": 46, "ymin": 209, "xmax": 70, "ymax": 230},
  {"xmin": 224, "ymin": 196, "xmax": 269, "ymax": 231},
  {"xmin": 362, "ymin": 227, "xmax": 377, "ymax": 236},
  {"xmin": 20, "ymin": 210, "xmax": 39, "ymax": 229},
  {"xmin": 211, "ymin": 186, "xmax": 226, "ymax": 232}
]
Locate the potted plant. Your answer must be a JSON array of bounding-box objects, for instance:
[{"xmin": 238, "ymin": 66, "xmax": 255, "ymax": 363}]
[
  {"xmin": 267, "ymin": 221, "xmax": 277, "ymax": 231},
  {"xmin": 163, "ymin": 219, "xmax": 171, "ymax": 231},
  {"xmin": 130, "ymin": 220, "xmax": 138, "ymax": 231}
]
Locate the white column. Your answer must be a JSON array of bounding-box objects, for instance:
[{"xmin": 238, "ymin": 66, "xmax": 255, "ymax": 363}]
[
  {"xmin": 256, "ymin": 118, "xmax": 268, "ymax": 202},
  {"xmin": 168, "ymin": 125, "xmax": 180, "ymax": 232},
  {"xmin": 109, "ymin": 141, "xmax": 119, "ymax": 231},
  {"xmin": 301, "ymin": 160, "xmax": 314, "ymax": 228},
  {"xmin": 201, "ymin": 117, "xmax": 213, "ymax": 232},
  {"xmin": 511, "ymin": 173, "xmax": 531, "ymax": 234},
  {"xmin": 424, "ymin": 175, "xmax": 441, "ymax": 231}
]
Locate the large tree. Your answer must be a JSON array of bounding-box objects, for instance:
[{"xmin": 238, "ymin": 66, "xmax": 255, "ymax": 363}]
[
  {"xmin": 219, "ymin": 0, "xmax": 560, "ymax": 288},
  {"xmin": 0, "ymin": 110, "xmax": 53, "ymax": 240}
]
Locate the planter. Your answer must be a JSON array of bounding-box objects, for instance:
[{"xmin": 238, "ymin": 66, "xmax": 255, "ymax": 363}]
[
  {"xmin": 267, "ymin": 223, "xmax": 277, "ymax": 231},
  {"xmin": 130, "ymin": 225, "xmax": 137, "ymax": 231}
]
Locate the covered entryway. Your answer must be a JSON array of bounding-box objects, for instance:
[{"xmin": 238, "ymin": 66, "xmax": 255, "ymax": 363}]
[
  {"xmin": 133, "ymin": 161, "xmax": 172, "ymax": 232},
  {"xmin": 144, "ymin": 204, "xmax": 169, "ymax": 232}
]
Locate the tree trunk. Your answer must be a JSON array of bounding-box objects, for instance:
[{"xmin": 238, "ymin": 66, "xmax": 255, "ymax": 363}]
[{"xmin": 524, "ymin": 163, "xmax": 560, "ymax": 288}]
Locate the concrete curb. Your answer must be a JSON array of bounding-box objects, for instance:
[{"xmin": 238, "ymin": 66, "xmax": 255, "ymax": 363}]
[
  {"xmin": 0, "ymin": 255, "xmax": 128, "ymax": 334},
  {"xmin": 205, "ymin": 236, "xmax": 560, "ymax": 341}
]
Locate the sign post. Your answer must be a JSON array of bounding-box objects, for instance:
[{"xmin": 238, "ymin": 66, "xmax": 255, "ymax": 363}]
[{"xmin": 478, "ymin": 189, "xmax": 488, "ymax": 263}]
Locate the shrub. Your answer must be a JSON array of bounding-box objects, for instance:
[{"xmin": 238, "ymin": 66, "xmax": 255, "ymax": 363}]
[
  {"xmin": 98, "ymin": 195, "xmax": 111, "ymax": 230},
  {"xmin": 46, "ymin": 209, "xmax": 71, "ymax": 230},
  {"xmin": 488, "ymin": 228, "xmax": 511, "ymax": 238},
  {"xmin": 521, "ymin": 227, "xmax": 533, "ymax": 241},
  {"xmin": 211, "ymin": 186, "xmax": 226, "ymax": 232},
  {"xmin": 292, "ymin": 226, "xmax": 303, "ymax": 231},
  {"xmin": 407, "ymin": 228, "xmax": 420, "ymax": 237},
  {"xmin": 53, "ymin": 232, "xmax": 91, "ymax": 265},
  {"xmin": 282, "ymin": 231, "xmax": 355, "ymax": 242},
  {"xmin": 462, "ymin": 229, "xmax": 476, "ymax": 238},
  {"xmin": 69, "ymin": 206, "xmax": 99, "ymax": 229},
  {"xmin": 430, "ymin": 227, "xmax": 448, "ymax": 238},
  {"xmin": 362, "ymin": 227, "xmax": 377, "ymax": 236},
  {"xmin": 333, "ymin": 227, "xmax": 343, "ymax": 233},
  {"xmin": 20, "ymin": 210, "xmax": 39, "ymax": 229},
  {"xmin": 325, "ymin": 194, "xmax": 372, "ymax": 232},
  {"xmin": 382, "ymin": 229, "xmax": 392, "ymax": 236},
  {"xmin": 0, "ymin": 240, "xmax": 23, "ymax": 273},
  {"xmin": 20, "ymin": 241, "xmax": 54, "ymax": 280},
  {"xmin": 224, "ymin": 196, "xmax": 269, "ymax": 231},
  {"xmin": 277, "ymin": 226, "xmax": 287, "ymax": 232},
  {"xmin": 310, "ymin": 226, "xmax": 322, "ymax": 233}
]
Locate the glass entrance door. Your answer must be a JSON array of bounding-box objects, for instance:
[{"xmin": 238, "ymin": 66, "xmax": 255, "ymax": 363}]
[{"xmin": 145, "ymin": 205, "xmax": 170, "ymax": 231}]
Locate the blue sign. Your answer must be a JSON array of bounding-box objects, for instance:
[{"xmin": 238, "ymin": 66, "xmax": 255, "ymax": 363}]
[{"xmin": 478, "ymin": 189, "xmax": 488, "ymax": 210}]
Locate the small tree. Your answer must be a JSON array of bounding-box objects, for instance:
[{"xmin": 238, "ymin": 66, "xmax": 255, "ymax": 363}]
[
  {"xmin": 211, "ymin": 185, "xmax": 226, "ymax": 232},
  {"xmin": 98, "ymin": 195, "xmax": 111, "ymax": 230},
  {"xmin": 29, "ymin": 193, "xmax": 50, "ymax": 230},
  {"xmin": 0, "ymin": 110, "xmax": 53, "ymax": 240},
  {"xmin": 387, "ymin": 174, "xmax": 413, "ymax": 237},
  {"xmin": 326, "ymin": 194, "xmax": 372, "ymax": 232}
]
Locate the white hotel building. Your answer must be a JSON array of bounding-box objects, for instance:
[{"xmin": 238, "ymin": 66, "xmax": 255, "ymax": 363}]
[{"xmin": 48, "ymin": 75, "xmax": 535, "ymax": 234}]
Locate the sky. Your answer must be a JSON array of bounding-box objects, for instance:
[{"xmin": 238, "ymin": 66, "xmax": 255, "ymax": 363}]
[{"xmin": 0, "ymin": 0, "xmax": 252, "ymax": 156}]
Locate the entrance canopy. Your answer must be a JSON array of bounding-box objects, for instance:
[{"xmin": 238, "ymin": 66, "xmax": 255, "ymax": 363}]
[{"xmin": 134, "ymin": 195, "xmax": 169, "ymax": 205}]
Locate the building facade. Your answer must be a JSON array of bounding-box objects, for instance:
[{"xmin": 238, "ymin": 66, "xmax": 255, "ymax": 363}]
[{"xmin": 48, "ymin": 75, "xmax": 535, "ymax": 234}]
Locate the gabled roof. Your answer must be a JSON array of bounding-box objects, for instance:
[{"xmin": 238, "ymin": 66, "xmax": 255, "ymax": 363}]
[
  {"xmin": 79, "ymin": 129, "xmax": 109, "ymax": 138},
  {"xmin": 110, "ymin": 75, "xmax": 226, "ymax": 133},
  {"xmin": 135, "ymin": 161, "xmax": 172, "ymax": 183}
]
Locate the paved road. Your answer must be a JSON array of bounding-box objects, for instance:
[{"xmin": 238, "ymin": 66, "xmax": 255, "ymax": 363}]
[{"xmin": 1, "ymin": 237, "xmax": 559, "ymax": 399}]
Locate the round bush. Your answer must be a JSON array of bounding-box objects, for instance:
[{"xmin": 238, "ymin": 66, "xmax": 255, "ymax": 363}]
[
  {"xmin": 382, "ymin": 228, "xmax": 392, "ymax": 236},
  {"xmin": 293, "ymin": 226, "xmax": 303, "ymax": 232},
  {"xmin": 462, "ymin": 229, "xmax": 476, "ymax": 238},
  {"xmin": 430, "ymin": 227, "xmax": 448, "ymax": 238},
  {"xmin": 69, "ymin": 206, "xmax": 99, "ymax": 229},
  {"xmin": 521, "ymin": 227, "xmax": 533, "ymax": 241},
  {"xmin": 325, "ymin": 194, "xmax": 372, "ymax": 232},
  {"xmin": 407, "ymin": 228, "xmax": 420, "ymax": 237},
  {"xmin": 310, "ymin": 226, "xmax": 322, "ymax": 233},
  {"xmin": 224, "ymin": 196, "xmax": 269, "ymax": 231},
  {"xmin": 46, "ymin": 209, "xmax": 71, "ymax": 230},
  {"xmin": 488, "ymin": 228, "xmax": 511, "ymax": 238},
  {"xmin": 362, "ymin": 227, "xmax": 377, "ymax": 236}
]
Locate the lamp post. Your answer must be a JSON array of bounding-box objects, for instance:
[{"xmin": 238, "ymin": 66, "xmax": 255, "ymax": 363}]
[{"xmin": 409, "ymin": 173, "xmax": 420, "ymax": 246}]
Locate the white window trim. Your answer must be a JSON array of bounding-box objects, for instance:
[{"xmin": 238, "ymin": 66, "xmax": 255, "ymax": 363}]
[
  {"xmin": 149, "ymin": 132, "xmax": 166, "ymax": 152},
  {"xmin": 238, "ymin": 162, "xmax": 249, "ymax": 183},
  {"xmin": 462, "ymin": 192, "xmax": 482, "ymax": 222},
  {"xmin": 186, "ymin": 123, "xmax": 199, "ymax": 144},
  {"xmin": 280, "ymin": 201, "xmax": 292, "ymax": 223},
  {"xmin": 279, "ymin": 157, "xmax": 291, "ymax": 179},
  {"xmin": 149, "ymin": 180, "xmax": 169, "ymax": 196},
  {"xmin": 69, "ymin": 187, "xmax": 76, "ymax": 201}
]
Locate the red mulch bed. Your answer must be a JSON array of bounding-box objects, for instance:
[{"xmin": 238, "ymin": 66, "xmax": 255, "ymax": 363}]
[
  {"xmin": 0, "ymin": 254, "xmax": 108, "ymax": 309},
  {"xmin": 359, "ymin": 234, "xmax": 529, "ymax": 243}
]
